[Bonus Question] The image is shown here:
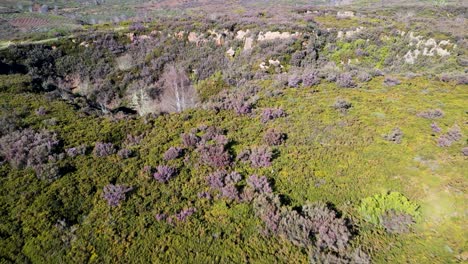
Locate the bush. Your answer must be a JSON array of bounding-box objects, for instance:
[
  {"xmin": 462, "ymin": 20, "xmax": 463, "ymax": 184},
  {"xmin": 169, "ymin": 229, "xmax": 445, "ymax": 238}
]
[
  {"xmin": 163, "ymin": 147, "xmax": 183, "ymax": 160},
  {"xmin": 175, "ymin": 208, "xmax": 197, "ymax": 221},
  {"xmin": 302, "ymin": 70, "xmax": 321, "ymax": 87},
  {"xmin": 381, "ymin": 210, "xmax": 414, "ymax": 234},
  {"xmin": 417, "ymin": 109, "xmax": 444, "ymax": 119},
  {"xmin": 236, "ymin": 149, "xmax": 251, "ymax": 162},
  {"xmin": 207, "ymin": 90, "xmax": 255, "ymax": 116},
  {"xmin": 181, "ymin": 132, "xmax": 200, "ymax": 148},
  {"xmin": 383, "ymin": 128, "xmax": 403, "ymax": 144},
  {"xmin": 333, "ymin": 99, "xmax": 352, "ymax": 113},
  {"xmin": 462, "ymin": 147, "xmax": 468, "ymax": 156},
  {"xmin": 357, "ymin": 72, "xmax": 372, "ymax": 82},
  {"xmin": 247, "ymin": 175, "xmax": 273, "ymax": 194},
  {"xmin": 431, "ymin": 122, "xmax": 442, "ymax": 133},
  {"xmin": 206, "ymin": 170, "xmax": 242, "ymax": 200},
  {"xmin": 93, "ymin": 142, "xmax": 116, "ymax": 157},
  {"xmin": 383, "ymin": 76, "xmax": 401, "ymax": 86},
  {"xmin": 35, "ymin": 106, "xmax": 48, "ymax": 116},
  {"xmin": 0, "ymin": 113, "xmax": 20, "ymax": 137},
  {"xmin": 288, "ymin": 74, "xmax": 302, "ymax": 88},
  {"xmin": 153, "ymin": 165, "xmax": 177, "ymax": 183},
  {"xmin": 66, "ymin": 145, "xmax": 87, "ymax": 157},
  {"xmin": 102, "ymin": 184, "xmax": 133, "ymax": 207},
  {"xmin": 336, "ymin": 73, "xmax": 356, "ymax": 88},
  {"xmin": 437, "ymin": 125, "xmax": 462, "ymax": 147},
  {"xmin": 263, "ymin": 128, "xmax": 286, "ymax": 146},
  {"xmin": 253, "ymin": 194, "xmax": 283, "ymax": 234},
  {"xmin": 117, "ymin": 148, "xmax": 133, "ymax": 159},
  {"xmin": 0, "ymin": 129, "xmax": 61, "ymax": 179},
  {"xmin": 196, "ymin": 71, "xmax": 227, "ymax": 102},
  {"xmin": 278, "ymin": 210, "xmax": 313, "ymax": 247},
  {"xmin": 358, "ymin": 192, "xmax": 420, "ymax": 227},
  {"xmin": 198, "ymin": 143, "xmax": 231, "ymax": 168},
  {"xmin": 261, "ymin": 108, "xmax": 286, "ymax": 123},
  {"xmin": 249, "ymin": 146, "xmax": 273, "ymax": 168},
  {"xmin": 303, "ymin": 202, "xmax": 351, "ymax": 252},
  {"xmin": 207, "ymin": 170, "xmax": 242, "ymax": 189}
]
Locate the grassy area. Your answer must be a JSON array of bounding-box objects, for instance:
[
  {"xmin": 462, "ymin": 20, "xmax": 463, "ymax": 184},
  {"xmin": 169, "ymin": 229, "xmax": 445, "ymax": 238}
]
[{"xmin": 0, "ymin": 75, "xmax": 465, "ymax": 262}]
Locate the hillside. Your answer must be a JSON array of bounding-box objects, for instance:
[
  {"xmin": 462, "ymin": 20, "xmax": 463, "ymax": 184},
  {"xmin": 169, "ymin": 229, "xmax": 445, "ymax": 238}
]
[{"xmin": 0, "ymin": 1, "xmax": 467, "ymax": 263}]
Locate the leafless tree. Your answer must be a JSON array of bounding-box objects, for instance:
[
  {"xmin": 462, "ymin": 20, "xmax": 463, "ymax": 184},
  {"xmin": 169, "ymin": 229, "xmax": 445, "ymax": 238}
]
[{"xmin": 159, "ymin": 64, "xmax": 197, "ymax": 113}]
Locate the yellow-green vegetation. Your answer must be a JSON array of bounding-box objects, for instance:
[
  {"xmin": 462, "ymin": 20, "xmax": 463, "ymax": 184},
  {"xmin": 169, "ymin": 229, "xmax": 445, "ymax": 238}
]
[
  {"xmin": 0, "ymin": 74, "xmax": 466, "ymax": 263},
  {"xmin": 358, "ymin": 192, "xmax": 420, "ymax": 224},
  {"xmin": 195, "ymin": 71, "xmax": 227, "ymax": 102},
  {"xmin": 314, "ymin": 15, "xmax": 360, "ymax": 29}
]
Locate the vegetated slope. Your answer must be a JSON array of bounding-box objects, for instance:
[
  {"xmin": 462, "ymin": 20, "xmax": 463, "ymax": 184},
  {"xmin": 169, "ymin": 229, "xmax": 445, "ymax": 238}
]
[
  {"xmin": 0, "ymin": 3, "xmax": 467, "ymax": 264},
  {"xmin": 1, "ymin": 75, "xmax": 466, "ymax": 263}
]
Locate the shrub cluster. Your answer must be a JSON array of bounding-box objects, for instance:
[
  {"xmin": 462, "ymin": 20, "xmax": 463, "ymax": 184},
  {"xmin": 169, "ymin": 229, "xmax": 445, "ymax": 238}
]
[
  {"xmin": 93, "ymin": 142, "xmax": 116, "ymax": 157},
  {"xmin": 181, "ymin": 132, "xmax": 200, "ymax": 148},
  {"xmin": 117, "ymin": 148, "xmax": 133, "ymax": 159},
  {"xmin": 254, "ymin": 194, "xmax": 352, "ymax": 254},
  {"xmin": 163, "ymin": 147, "xmax": 183, "ymax": 161},
  {"xmin": 383, "ymin": 128, "xmax": 403, "ymax": 144},
  {"xmin": 207, "ymin": 89, "xmax": 255, "ymax": 116},
  {"xmin": 66, "ymin": 145, "xmax": 87, "ymax": 157},
  {"xmin": 248, "ymin": 146, "xmax": 273, "ymax": 168},
  {"xmin": 196, "ymin": 127, "xmax": 232, "ymax": 168},
  {"xmin": 462, "ymin": 147, "xmax": 468, "ymax": 156},
  {"xmin": 333, "ymin": 99, "xmax": 352, "ymax": 113},
  {"xmin": 153, "ymin": 165, "xmax": 177, "ymax": 183},
  {"xmin": 417, "ymin": 109, "xmax": 444, "ymax": 119},
  {"xmin": 163, "ymin": 207, "xmax": 198, "ymax": 225},
  {"xmin": 198, "ymin": 143, "xmax": 231, "ymax": 168},
  {"xmin": 263, "ymin": 128, "xmax": 287, "ymax": 146},
  {"xmin": 288, "ymin": 74, "xmax": 302, "ymax": 88},
  {"xmin": 383, "ymin": 76, "xmax": 401, "ymax": 86},
  {"xmin": 430, "ymin": 122, "xmax": 442, "ymax": 133},
  {"xmin": 336, "ymin": 73, "xmax": 356, "ymax": 88},
  {"xmin": 358, "ymin": 192, "xmax": 420, "ymax": 232},
  {"xmin": 380, "ymin": 210, "xmax": 414, "ymax": 234},
  {"xmin": 357, "ymin": 72, "xmax": 372, "ymax": 82},
  {"xmin": 102, "ymin": 184, "xmax": 133, "ymax": 207},
  {"xmin": 261, "ymin": 108, "xmax": 286, "ymax": 123},
  {"xmin": 206, "ymin": 170, "xmax": 242, "ymax": 200},
  {"xmin": 437, "ymin": 125, "xmax": 462, "ymax": 147},
  {"xmin": 247, "ymin": 175, "xmax": 273, "ymax": 194},
  {"xmin": 0, "ymin": 128, "xmax": 62, "ymax": 180},
  {"xmin": 302, "ymin": 70, "xmax": 321, "ymax": 87}
]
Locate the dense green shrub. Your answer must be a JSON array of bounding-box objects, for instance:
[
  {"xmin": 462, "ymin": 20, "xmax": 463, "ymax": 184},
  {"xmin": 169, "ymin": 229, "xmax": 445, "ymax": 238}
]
[
  {"xmin": 358, "ymin": 192, "xmax": 420, "ymax": 226},
  {"xmin": 196, "ymin": 71, "xmax": 227, "ymax": 102},
  {"xmin": 0, "ymin": 74, "xmax": 32, "ymax": 93}
]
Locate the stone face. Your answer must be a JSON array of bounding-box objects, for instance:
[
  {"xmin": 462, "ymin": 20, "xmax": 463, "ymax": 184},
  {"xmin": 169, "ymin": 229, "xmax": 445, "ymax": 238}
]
[
  {"xmin": 188, "ymin": 32, "xmax": 200, "ymax": 43},
  {"xmin": 226, "ymin": 47, "xmax": 235, "ymax": 57},
  {"xmin": 425, "ymin": 38, "xmax": 437, "ymax": 47},
  {"xmin": 337, "ymin": 11, "xmax": 354, "ymax": 19},
  {"xmin": 116, "ymin": 54, "xmax": 133, "ymax": 71},
  {"xmin": 244, "ymin": 37, "xmax": 254, "ymax": 51},
  {"xmin": 337, "ymin": 27, "xmax": 364, "ymax": 39},
  {"xmin": 257, "ymin": 31, "xmax": 301, "ymax": 42},
  {"xmin": 268, "ymin": 59, "xmax": 281, "ymax": 67},
  {"xmin": 235, "ymin": 29, "xmax": 250, "ymax": 40},
  {"xmin": 404, "ymin": 50, "xmax": 420, "ymax": 64},
  {"xmin": 404, "ymin": 32, "xmax": 451, "ymax": 64},
  {"xmin": 259, "ymin": 62, "xmax": 269, "ymax": 70},
  {"xmin": 175, "ymin": 31, "xmax": 185, "ymax": 40}
]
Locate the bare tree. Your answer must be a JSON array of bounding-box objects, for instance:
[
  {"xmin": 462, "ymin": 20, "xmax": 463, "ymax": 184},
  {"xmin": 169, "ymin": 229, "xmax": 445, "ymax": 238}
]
[{"xmin": 159, "ymin": 64, "xmax": 197, "ymax": 113}]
